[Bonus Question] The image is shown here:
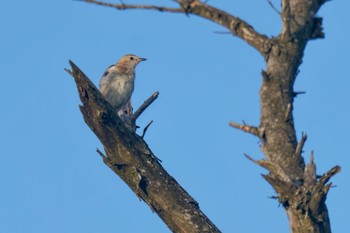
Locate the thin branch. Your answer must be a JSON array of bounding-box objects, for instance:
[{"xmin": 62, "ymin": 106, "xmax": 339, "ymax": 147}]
[
  {"xmin": 142, "ymin": 120, "xmax": 153, "ymax": 139},
  {"xmin": 82, "ymin": 0, "xmax": 272, "ymax": 55},
  {"xmin": 244, "ymin": 153, "xmax": 293, "ymax": 186},
  {"xmin": 284, "ymin": 103, "xmax": 292, "ymax": 122},
  {"xmin": 304, "ymin": 151, "xmax": 317, "ymax": 186},
  {"xmin": 293, "ymin": 91, "xmax": 306, "ymax": 97},
  {"xmin": 295, "ymin": 132, "xmax": 307, "ymax": 157},
  {"xmin": 267, "ymin": 0, "xmax": 281, "ymax": 14},
  {"xmin": 244, "ymin": 153, "xmax": 276, "ymax": 173},
  {"xmin": 306, "ymin": 165, "xmax": 341, "ymax": 222},
  {"xmin": 131, "ymin": 91, "xmax": 159, "ymax": 122},
  {"xmin": 229, "ymin": 121, "xmax": 259, "ymax": 137},
  {"xmin": 213, "ymin": 31, "xmax": 231, "ymax": 35},
  {"xmin": 261, "ymin": 70, "xmax": 271, "ymax": 82},
  {"xmin": 318, "ymin": 165, "xmax": 341, "ymax": 186},
  {"xmin": 83, "ymin": 0, "xmax": 184, "ymax": 12},
  {"xmin": 96, "ymin": 147, "xmax": 116, "ymax": 167},
  {"xmin": 64, "ymin": 68, "xmax": 73, "ymax": 76},
  {"xmin": 96, "ymin": 147, "xmax": 107, "ymax": 159}
]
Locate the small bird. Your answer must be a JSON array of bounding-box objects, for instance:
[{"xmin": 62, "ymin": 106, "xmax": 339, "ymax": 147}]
[{"xmin": 99, "ymin": 54, "xmax": 146, "ymax": 115}]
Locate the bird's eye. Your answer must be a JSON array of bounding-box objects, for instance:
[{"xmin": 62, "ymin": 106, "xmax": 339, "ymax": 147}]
[{"xmin": 130, "ymin": 57, "xmax": 134, "ymax": 60}]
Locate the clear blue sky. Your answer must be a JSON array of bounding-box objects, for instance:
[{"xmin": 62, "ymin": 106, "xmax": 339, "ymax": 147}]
[{"xmin": 0, "ymin": 1, "xmax": 348, "ymax": 232}]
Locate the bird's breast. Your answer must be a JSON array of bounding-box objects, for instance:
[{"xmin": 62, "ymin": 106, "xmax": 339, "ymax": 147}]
[
  {"xmin": 99, "ymin": 72, "xmax": 135, "ymax": 110},
  {"xmin": 110, "ymin": 74, "xmax": 134, "ymax": 95}
]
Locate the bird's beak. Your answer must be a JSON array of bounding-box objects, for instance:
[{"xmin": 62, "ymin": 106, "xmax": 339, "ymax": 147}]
[{"xmin": 139, "ymin": 58, "xmax": 147, "ymax": 62}]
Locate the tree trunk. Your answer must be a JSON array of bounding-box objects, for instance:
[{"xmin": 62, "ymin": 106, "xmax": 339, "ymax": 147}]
[{"xmin": 260, "ymin": 37, "xmax": 340, "ymax": 233}]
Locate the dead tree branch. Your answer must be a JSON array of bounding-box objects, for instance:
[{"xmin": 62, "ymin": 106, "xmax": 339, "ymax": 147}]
[
  {"xmin": 131, "ymin": 91, "xmax": 159, "ymax": 123},
  {"xmin": 66, "ymin": 61, "xmax": 220, "ymax": 233},
  {"xmin": 82, "ymin": 0, "xmax": 273, "ymax": 56},
  {"xmin": 229, "ymin": 121, "xmax": 259, "ymax": 137}
]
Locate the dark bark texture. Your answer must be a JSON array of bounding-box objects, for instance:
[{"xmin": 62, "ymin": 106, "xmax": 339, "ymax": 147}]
[
  {"xmin": 70, "ymin": 0, "xmax": 341, "ymax": 232},
  {"xmin": 66, "ymin": 62, "xmax": 221, "ymax": 233}
]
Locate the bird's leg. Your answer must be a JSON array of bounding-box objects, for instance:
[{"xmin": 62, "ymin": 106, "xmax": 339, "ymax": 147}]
[{"xmin": 118, "ymin": 100, "xmax": 136, "ymax": 131}]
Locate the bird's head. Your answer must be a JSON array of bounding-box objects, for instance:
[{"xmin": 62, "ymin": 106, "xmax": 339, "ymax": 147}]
[{"xmin": 116, "ymin": 54, "xmax": 147, "ymax": 70}]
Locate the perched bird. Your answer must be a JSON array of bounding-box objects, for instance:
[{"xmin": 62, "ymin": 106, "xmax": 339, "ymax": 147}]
[{"xmin": 99, "ymin": 54, "xmax": 146, "ymax": 115}]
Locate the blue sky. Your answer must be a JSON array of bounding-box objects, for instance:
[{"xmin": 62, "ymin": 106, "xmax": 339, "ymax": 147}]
[{"xmin": 0, "ymin": 1, "xmax": 348, "ymax": 232}]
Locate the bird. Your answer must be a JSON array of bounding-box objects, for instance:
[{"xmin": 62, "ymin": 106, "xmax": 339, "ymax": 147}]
[{"xmin": 99, "ymin": 54, "xmax": 146, "ymax": 115}]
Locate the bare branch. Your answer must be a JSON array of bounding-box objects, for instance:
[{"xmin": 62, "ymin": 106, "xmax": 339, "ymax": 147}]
[
  {"xmin": 229, "ymin": 121, "xmax": 259, "ymax": 137},
  {"xmin": 244, "ymin": 154, "xmax": 293, "ymax": 186},
  {"xmin": 295, "ymin": 132, "xmax": 307, "ymax": 157},
  {"xmin": 284, "ymin": 103, "xmax": 292, "ymax": 122},
  {"xmin": 213, "ymin": 31, "xmax": 231, "ymax": 35},
  {"xmin": 96, "ymin": 147, "xmax": 107, "ymax": 159},
  {"xmin": 261, "ymin": 70, "xmax": 271, "ymax": 82},
  {"xmin": 142, "ymin": 120, "xmax": 153, "ymax": 139},
  {"xmin": 318, "ymin": 165, "xmax": 341, "ymax": 186},
  {"xmin": 131, "ymin": 91, "xmax": 159, "ymax": 122},
  {"xmin": 304, "ymin": 151, "xmax": 317, "ymax": 187},
  {"xmin": 82, "ymin": 0, "xmax": 272, "ymax": 55},
  {"xmin": 67, "ymin": 61, "xmax": 220, "ymax": 233},
  {"xmin": 267, "ymin": 0, "xmax": 281, "ymax": 14},
  {"xmin": 293, "ymin": 91, "xmax": 306, "ymax": 97},
  {"xmin": 244, "ymin": 153, "xmax": 269, "ymax": 169},
  {"xmin": 83, "ymin": 0, "xmax": 184, "ymax": 12}
]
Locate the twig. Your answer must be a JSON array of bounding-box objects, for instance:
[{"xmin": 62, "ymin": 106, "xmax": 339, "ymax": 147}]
[
  {"xmin": 229, "ymin": 121, "xmax": 259, "ymax": 137},
  {"xmin": 81, "ymin": 0, "xmax": 272, "ymax": 56},
  {"xmin": 213, "ymin": 31, "xmax": 232, "ymax": 34},
  {"xmin": 295, "ymin": 132, "xmax": 307, "ymax": 157},
  {"xmin": 267, "ymin": 0, "xmax": 281, "ymax": 14},
  {"xmin": 142, "ymin": 120, "xmax": 153, "ymax": 139},
  {"xmin": 132, "ymin": 91, "xmax": 159, "ymax": 122},
  {"xmin": 244, "ymin": 153, "xmax": 273, "ymax": 170},
  {"xmin": 293, "ymin": 91, "xmax": 306, "ymax": 97},
  {"xmin": 318, "ymin": 165, "xmax": 341, "ymax": 186},
  {"xmin": 83, "ymin": 0, "xmax": 184, "ymax": 12},
  {"xmin": 96, "ymin": 147, "xmax": 107, "ymax": 158},
  {"xmin": 64, "ymin": 68, "xmax": 73, "ymax": 75},
  {"xmin": 261, "ymin": 70, "xmax": 270, "ymax": 82},
  {"xmin": 244, "ymin": 153, "xmax": 293, "ymax": 185},
  {"xmin": 304, "ymin": 151, "xmax": 317, "ymax": 186},
  {"xmin": 96, "ymin": 147, "xmax": 114, "ymax": 167},
  {"xmin": 284, "ymin": 103, "xmax": 292, "ymax": 122}
]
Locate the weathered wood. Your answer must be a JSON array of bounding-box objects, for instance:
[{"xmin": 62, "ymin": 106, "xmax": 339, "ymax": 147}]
[{"xmin": 66, "ymin": 61, "xmax": 221, "ymax": 233}]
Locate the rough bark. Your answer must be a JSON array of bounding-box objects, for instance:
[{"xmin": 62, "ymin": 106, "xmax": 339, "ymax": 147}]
[
  {"xmin": 65, "ymin": 62, "xmax": 221, "ymax": 233},
  {"xmin": 257, "ymin": 1, "xmax": 340, "ymax": 232},
  {"xmin": 74, "ymin": 0, "xmax": 341, "ymax": 232}
]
